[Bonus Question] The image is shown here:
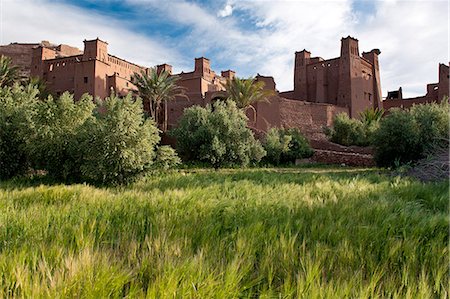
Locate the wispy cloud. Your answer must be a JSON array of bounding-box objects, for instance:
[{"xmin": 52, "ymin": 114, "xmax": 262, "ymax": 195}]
[
  {"xmin": 1, "ymin": 0, "xmax": 182, "ymax": 69},
  {"xmin": 2, "ymin": 0, "xmax": 448, "ymax": 97}
]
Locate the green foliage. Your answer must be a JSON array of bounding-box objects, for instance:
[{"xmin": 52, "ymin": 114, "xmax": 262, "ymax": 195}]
[
  {"xmin": 26, "ymin": 76, "xmax": 51, "ymax": 99},
  {"xmin": 26, "ymin": 92, "xmax": 95, "ymax": 181},
  {"xmin": 223, "ymin": 76, "xmax": 275, "ymax": 123},
  {"xmin": 0, "ymin": 55, "xmax": 20, "ymax": 87},
  {"xmin": 132, "ymin": 68, "xmax": 187, "ymax": 131},
  {"xmin": 263, "ymin": 127, "xmax": 313, "ymax": 165},
  {"xmin": 79, "ymin": 93, "xmax": 160, "ymax": 184},
  {"xmin": 327, "ymin": 113, "xmax": 367, "ymax": 146},
  {"xmin": 0, "ymin": 84, "xmax": 38, "ymax": 179},
  {"xmin": 154, "ymin": 145, "xmax": 181, "ymax": 170},
  {"xmin": 223, "ymin": 76, "xmax": 274, "ymax": 109},
  {"xmin": 171, "ymin": 101, "xmax": 265, "ymax": 168},
  {"xmin": 0, "ymin": 168, "xmax": 447, "ymax": 297},
  {"xmin": 359, "ymin": 107, "xmax": 384, "ymax": 125},
  {"xmin": 373, "ymin": 109, "xmax": 420, "ymax": 167},
  {"xmin": 410, "ymin": 101, "xmax": 449, "ymax": 152},
  {"xmin": 0, "ymin": 86, "xmax": 165, "ymax": 184},
  {"xmin": 327, "ymin": 111, "xmax": 382, "ymax": 147},
  {"xmin": 374, "ymin": 102, "xmax": 450, "ymax": 167}
]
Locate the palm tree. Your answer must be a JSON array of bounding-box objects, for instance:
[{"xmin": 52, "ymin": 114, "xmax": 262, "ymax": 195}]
[
  {"xmin": 223, "ymin": 77, "xmax": 275, "ymax": 123},
  {"xmin": 132, "ymin": 68, "xmax": 187, "ymax": 131},
  {"xmin": 359, "ymin": 107, "xmax": 384, "ymax": 125},
  {"xmin": 0, "ymin": 55, "xmax": 20, "ymax": 87}
]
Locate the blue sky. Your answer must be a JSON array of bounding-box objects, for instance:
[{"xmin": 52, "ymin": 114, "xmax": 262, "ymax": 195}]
[{"xmin": 1, "ymin": 0, "xmax": 448, "ymax": 97}]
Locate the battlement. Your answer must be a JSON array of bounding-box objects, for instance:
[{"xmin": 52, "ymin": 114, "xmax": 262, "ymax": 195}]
[{"xmin": 292, "ymin": 36, "xmax": 382, "ymax": 116}]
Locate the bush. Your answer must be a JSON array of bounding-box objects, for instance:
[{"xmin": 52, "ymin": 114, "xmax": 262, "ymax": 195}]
[
  {"xmin": 79, "ymin": 94, "xmax": 161, "ymax": 184},
  {"xmin": 26, "ymin": 92, "xmax": 95, "ymax": 181},
  {"xmin": 154, "ymin": 145, "xmax": 181, "ymax": 170},
  {"xmin": 410, "ymin": 102, "xmax": 449, "ymax": 152},
  {"xmin": 0, "ymin": 84, "xmax": 38, "ymax": 179},
  {"xmin": 171, "ymin": 101, "xmax": 265, "ymax": 168},
  {"xmin": 263, "ymin": 127, "xmax": 313, "ymax": 165},
  {"xmin": 373, "ymin": 109, "xmax": 419, "ymax": 167},
  {"xmin": 373, "ymin": 102, "xmax": 449, "ymax": 167},
  {"xmin": 326, "ymin": 110, "xmax": 383, "ymax": 147},
  {"xmin": 326, "ymin": 113, "xmax": 366, "ymax": 146}
]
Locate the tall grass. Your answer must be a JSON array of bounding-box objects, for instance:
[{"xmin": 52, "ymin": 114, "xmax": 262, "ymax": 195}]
[{"xmin": 0, "ymin": 167, "xmax": 448, "ymax": 298}]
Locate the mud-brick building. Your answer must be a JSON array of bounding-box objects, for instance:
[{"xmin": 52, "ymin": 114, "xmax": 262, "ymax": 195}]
[
  {"xmin": 0, "ymin": 36, "xmax": 382, "ymax": 139},
  {"xmin": 383, "ymin": 63, "xmax": 449, "ymax": 110},
  {"xmin": 27, "ymin": 38, "xmax": 150, "ymax": 100},
  {"xmin": 0, "ymin": 41, "xmax": 81, "ymax": 79},
  {"xmin": 279, "ymin": 36, "xmax": 383, "ymax": 117},
  {"xmin": 161, "ymin": 57, "xmax": 235, "ymax": 128}
]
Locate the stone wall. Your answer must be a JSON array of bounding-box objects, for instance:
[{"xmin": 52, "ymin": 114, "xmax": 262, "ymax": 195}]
[
  {"xmin": 311, "ymin": 149, "xmax": 375, "ymax": 167},
  {"xmin": 279, "ymin": 98, "xmax": 348, "ymax": 140}
]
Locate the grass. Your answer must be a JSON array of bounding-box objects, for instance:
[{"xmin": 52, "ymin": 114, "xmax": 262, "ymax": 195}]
[{"xmin": 0, "ymin": 166, "xmax": 448, "ymax": 298}]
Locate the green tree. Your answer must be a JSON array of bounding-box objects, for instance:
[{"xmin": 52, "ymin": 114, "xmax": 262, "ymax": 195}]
[
  {"xmin": 171, "ymin": 101, "xmax": 265, "ymax": 168},
  {"xmin": 79, "ymin": 93, "xmax": 160, "ymax": 184},
  {"xmin": 26, "ymin": 76, "xmax": 51, "ymax": 99},
  {"xmin": 223, "ymin": 77, "xmax": 275, "ymax": 123},
  {"xmin": 26, "ymin": 92, "xmax": 95, "ymax": 181},
  {"xmin": 0, "ymin": 55, "xmax": 20, "ymax": 87},
  {"xmin": 0, "ymin": 84, "xmax": 39, "ymax": 179},
  {"xmin": 132, "ymin": 68, "xmax": 186, "ymax": 131}
]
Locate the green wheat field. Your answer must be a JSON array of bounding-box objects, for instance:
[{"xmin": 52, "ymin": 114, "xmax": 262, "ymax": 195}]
[{"xmin": 0, "ymin": 167, "xmax": 448, "ymax": 298}]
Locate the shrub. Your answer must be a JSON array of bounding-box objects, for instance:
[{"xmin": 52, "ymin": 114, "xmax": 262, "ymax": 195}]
[
  {"xmin": 79, "ymin": 94, "xmax": 160, "ymax": 184},
  {"xmin": 0, "ymin": 84, "xmax": 38, "ymax": 179},
  {"xmin": 410, "ymin": 102, "xmax": 449, "ymax": 152},
  {"xmin": 263, "ymin": 127, "xmax": 313, "ymax": 165},
  {"xmin": 326, "ymin": 109, "xmax": 384, "ymax": 147},
  {"xmin": 26, "ymin": 92, "xmax": 95, "ymax": 181},
  {"xmin": 154, "ymin": 145, "xmax": 181, "ymax": 170},
  {"xmin": 171, "ymin": 101, "xmax": 265, "ymax": 168},
  {"xmin": 373, "ymin": 102, "xmax": 449, "ymax": 167},
  {"xmin": 327, "ymin": 113, "xmax": 366, "ymax": 146},
  {"xmin": 373, "ymin": 109, "xmax": 420, "ymax": 167}
]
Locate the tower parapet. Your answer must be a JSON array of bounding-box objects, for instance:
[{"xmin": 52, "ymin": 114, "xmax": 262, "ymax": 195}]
[
  {"xmin": 194, "ymin": 57, "xmax": 211, "ymax": 75},
  {"xmin": 83, "ymin": 38, "xmax": 108, "ymax": 63},
  {"xmin": 157, "ymin": 63, "xmax": 173, "ymax": 75}
]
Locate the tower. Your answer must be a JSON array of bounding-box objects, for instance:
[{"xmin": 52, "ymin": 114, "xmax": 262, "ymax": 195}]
[
  {"xmin": 362, "ymin": 49, "xmax": 382, "ymax": 110},
  {"xmin": 293, "ymin": 49, "xmax": 310, "ymax": 100},
  {"xmin": 157, "ymin": 63, "xmax": 173, "ymax": 75},
  {"xmin": 194, "ymin": 57, "xmax": 211, "ymax": 75},
  {"xmin": 438, "ymin": 63, "xmax": 449, "ymax": 102},
  {"xmin": 337, "ymin": 36, "xmax": 360, "ymax": 117},
  {"xmin": 82, "ymin": 38, "xmax": 108, "ymax": 63}
]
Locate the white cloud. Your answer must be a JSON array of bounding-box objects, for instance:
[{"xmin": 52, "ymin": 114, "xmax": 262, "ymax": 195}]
[
  {"xmin": 353, "ymin": 0, "xmax": 448, "ymax": 98},
  {"xmin": 2, "ymin": 0, "xmax": 448, "ymax": 98},
  {"xmin": 0, "ymin": 0, "xmax": 182, "ymax": 69},
  {"xmin": 218, "ymin": 3, "xmax": 233, "ymax": 18}
]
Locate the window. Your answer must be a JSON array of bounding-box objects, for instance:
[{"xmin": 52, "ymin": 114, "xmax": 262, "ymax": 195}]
[{"xmin": 84, "ymin": 77, "xmax": 88, "ymax": 84}]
